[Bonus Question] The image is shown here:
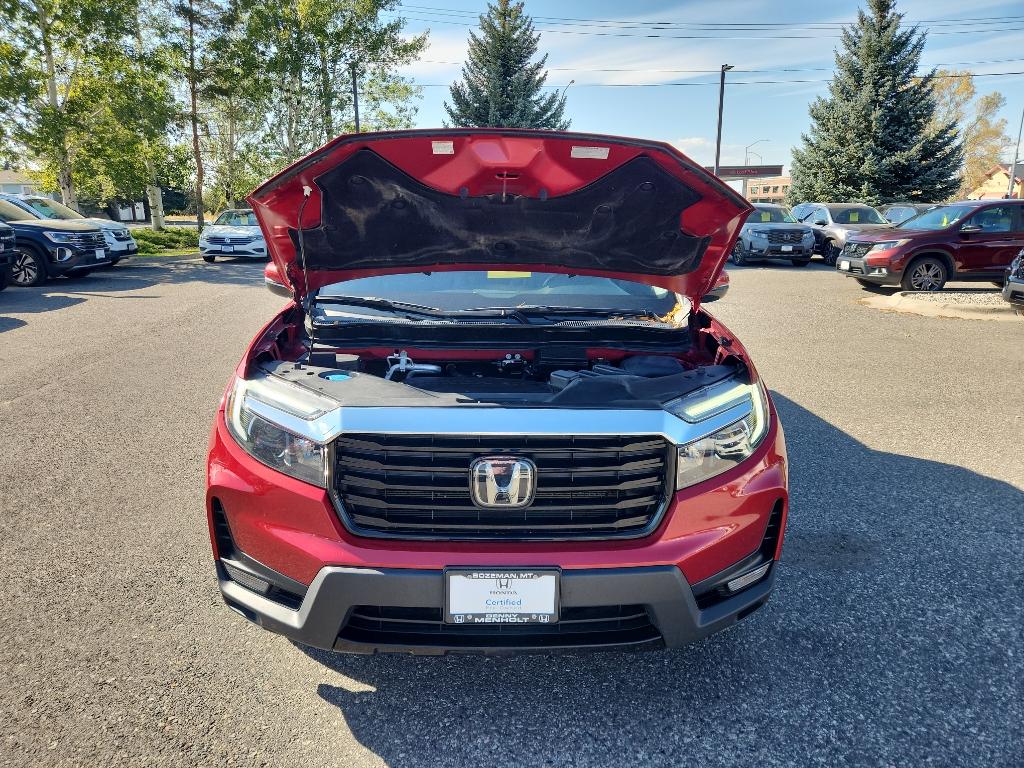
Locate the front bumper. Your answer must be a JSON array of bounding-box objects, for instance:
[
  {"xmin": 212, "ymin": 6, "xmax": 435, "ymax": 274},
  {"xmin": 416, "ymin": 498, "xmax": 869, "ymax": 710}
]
[
  {"xmin": 218, "ymin": 558, "xmax": 776, "ymax": 654},
  {"xmin": 200, "ymin": 243, "xmax": 267, "ymax": 258},
  {"xmin": 744, "ymin": 242, "xmax": 813, "ymax": 260},
  {"xmin": 1003, "ymin": 274, "xmax": 1024, "ymax": 309},
  {"xmin": 44, "ymin": 244, "xmax": 114, "ymax": 275},
  {"xmin": 207, "ymin": 400, "xmax": 789, "ymax": 653},
  {"xmin": 836, "ymin": 255, "xmax": 900, "ymax": 285}
]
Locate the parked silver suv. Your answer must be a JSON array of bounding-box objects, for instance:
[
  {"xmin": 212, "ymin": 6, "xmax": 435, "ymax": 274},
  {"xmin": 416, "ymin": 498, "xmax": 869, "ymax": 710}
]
[
  {"xmin": 731, "ymin": 203, "xmax": 814, "ymax": 267},
  {"xmin": 790, "ymin": 202, "xmax": 893, "ymax": 264}
]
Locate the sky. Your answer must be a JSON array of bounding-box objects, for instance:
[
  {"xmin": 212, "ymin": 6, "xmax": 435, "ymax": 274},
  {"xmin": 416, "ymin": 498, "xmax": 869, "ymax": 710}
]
[{"xmin": 389, "ymin": 0, "xmax": 1024, "ymax": 182}]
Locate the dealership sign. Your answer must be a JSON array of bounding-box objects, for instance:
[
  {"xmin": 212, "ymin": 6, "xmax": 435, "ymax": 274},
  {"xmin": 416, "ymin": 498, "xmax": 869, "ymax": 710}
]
[{"xmin": 704, "ymin": 165, "xmax": 784, "ymax": 180}]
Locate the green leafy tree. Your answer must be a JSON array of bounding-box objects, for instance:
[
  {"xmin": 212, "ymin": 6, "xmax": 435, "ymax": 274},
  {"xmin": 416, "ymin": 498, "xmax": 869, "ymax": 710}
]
[
  {"xmin": 788, "ymin": 0, "xmax": 960, "ymax": 205},
  {"xmin": 445, "ymin": 0, "xmax": 568, "ymax": 130},
  {"xmin": 240, "ymin": 0, "xmax": 425, "ymax": 166},
  {"xmin": 0, "ymin": 0, "xmax": 137, "ymax": 209}
]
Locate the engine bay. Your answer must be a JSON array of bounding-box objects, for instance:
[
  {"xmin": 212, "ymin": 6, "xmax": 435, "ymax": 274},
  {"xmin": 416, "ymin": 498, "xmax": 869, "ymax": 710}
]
[{"xmin": 265, "ymin": 346, "xmax": 742, "ymax": 408}]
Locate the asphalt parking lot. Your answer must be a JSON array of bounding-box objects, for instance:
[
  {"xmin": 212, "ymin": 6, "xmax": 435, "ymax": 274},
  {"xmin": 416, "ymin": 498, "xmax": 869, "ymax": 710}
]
[{"xmin": 1, "ymin": 258, "xmax": 1021, "ymax": 767}]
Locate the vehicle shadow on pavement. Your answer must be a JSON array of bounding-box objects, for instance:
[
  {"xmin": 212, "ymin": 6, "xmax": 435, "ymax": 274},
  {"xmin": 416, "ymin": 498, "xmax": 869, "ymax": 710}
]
[{"xmin": 300, "ymin": 394, "xmax": 1021, "ymax": 768}]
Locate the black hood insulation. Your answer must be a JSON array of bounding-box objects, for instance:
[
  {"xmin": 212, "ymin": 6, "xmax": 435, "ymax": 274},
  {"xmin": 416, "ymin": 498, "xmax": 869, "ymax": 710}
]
[{"xmin": 292, "ymin": 148, "xmax": 710, "ymax": 276}]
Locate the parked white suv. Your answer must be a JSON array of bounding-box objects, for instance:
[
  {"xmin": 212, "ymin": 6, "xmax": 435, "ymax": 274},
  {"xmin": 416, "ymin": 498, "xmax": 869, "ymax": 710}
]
[{"xmin": 0, "ymin": 194, "xmax": 138, "ymax": 265}]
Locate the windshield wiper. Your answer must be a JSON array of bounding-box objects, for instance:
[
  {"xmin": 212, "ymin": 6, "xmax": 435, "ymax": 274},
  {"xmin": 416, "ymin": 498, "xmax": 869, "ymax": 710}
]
[
  {"xmin": 466, "ymin": 305, "xmax": 664, "ymax": 320},
  {"xmin": 315, "ymin": 296, "xmax": 530, "ymax": 322}
]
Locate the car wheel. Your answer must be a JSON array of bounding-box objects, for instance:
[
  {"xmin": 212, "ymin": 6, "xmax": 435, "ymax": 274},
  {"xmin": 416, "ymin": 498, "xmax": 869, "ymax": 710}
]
[
  {"xmin": 202, "ymin": 254, "xmax": 216, "ymax": 263},
  {"xmin": 901, "ymin": 257, "xmax": 947, "ymax": 291},
  {"xmin": 790, "ymin": 259, "xmax": 810, "ymax": 267},
  {"xmin": 822, "ymin": 241, "xmax": 840, "ymax": 265},
  {"xmin": 730, "ymin": 245, "xmax": 747, "ymax": 266},
  {"xmin": 10, "ymin": 247, "xmax": 47, "ymax": 287}
]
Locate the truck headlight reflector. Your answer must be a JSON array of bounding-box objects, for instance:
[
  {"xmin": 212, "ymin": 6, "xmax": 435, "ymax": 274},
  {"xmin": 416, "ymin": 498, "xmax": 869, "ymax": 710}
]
[
  {"xmin": 673, "ymin": 381, "xmax": 769, "ymax": 490},
  {"xmin": 224, "ymin": 377, "xmax": 331, "ymax": 487}
]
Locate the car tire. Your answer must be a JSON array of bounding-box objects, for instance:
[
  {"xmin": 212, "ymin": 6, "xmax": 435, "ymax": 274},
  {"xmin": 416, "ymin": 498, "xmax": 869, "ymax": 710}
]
[
  {"xmin": 822, "ymin": 241, "xmax": 840, "ymax": 265},
  {"xmin": 10, "ymin": 247, "xmax": 48, "ymax": 287},
  {"xmin": 901, "ymin": 256, "xmax": 948, "ymax": 291},
  {"xmin": 202, "ymin": 254, "xmax": 216, "ymax": 263},
  {"xmin": 790, "ymin": 259, "xmax": 810, "ymax": 267},
  {"xmin": 730, "ymin": 245, "xmax": 747, "ymax": 266}
]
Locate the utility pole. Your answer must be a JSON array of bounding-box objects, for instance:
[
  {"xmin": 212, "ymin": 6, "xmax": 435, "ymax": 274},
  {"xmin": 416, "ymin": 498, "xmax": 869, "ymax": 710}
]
[
  {"xmin": 1006, "ymin": 104, "xmax": 1023, "ymax": 198},
  {"xmin": 351, "ymin": 61, "xmax": 361, "ymax": 133},
  {"xmin": 713, "ymin": 64, "xmax": 734, "ymax": 177}
]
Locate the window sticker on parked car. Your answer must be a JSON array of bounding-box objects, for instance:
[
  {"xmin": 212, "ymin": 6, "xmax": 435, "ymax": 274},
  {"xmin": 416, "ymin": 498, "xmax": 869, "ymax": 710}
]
[
  {"xmin": 849, "ymin": 211, "xmax": 860, "ymax": 222},
  {"xmin": 487, "ymin": 271, "xmax": 533, "ymax": 278},
  {"xmin": 758, "ymin": 212, "xmax": 772, "ymax": 222}
]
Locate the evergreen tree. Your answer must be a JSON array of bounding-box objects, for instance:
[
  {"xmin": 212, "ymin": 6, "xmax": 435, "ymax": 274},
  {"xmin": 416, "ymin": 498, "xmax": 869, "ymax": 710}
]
[
  {"xmin": 788, "ymin": 0, "xmax": 961, "ymax": 205},
  {"xmin": 445, "ymin": 0, "xmax": 568, "ymax": 130}
]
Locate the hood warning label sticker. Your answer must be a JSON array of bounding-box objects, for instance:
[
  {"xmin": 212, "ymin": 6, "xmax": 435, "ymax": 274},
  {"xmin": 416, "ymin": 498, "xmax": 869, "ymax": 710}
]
[
  {"xmin": 431, "ymin": 140, "xmax": 455, "ymax": 155},
  {"xmin": 571, "ymin": 145, "xmax": 610, "ymax": 159}
]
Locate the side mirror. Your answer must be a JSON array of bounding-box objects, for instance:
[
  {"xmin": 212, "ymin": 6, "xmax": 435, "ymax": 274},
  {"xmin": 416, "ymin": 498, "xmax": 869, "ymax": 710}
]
[
  {"xmin": 959, "ymin": 223, "xmax": 982, "ymax": 234},
  {"xmin": 263, "ymin": 261, "xmax": 292, "ymax": 298},
  {"xmin": 813, "ymin": 218, "xmax": 827, "ymax": 226}
]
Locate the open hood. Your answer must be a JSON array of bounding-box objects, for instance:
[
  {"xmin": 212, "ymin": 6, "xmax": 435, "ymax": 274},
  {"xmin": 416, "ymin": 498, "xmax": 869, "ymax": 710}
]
[{"xmin": 248, "ymin": 129, "xmax": 752, "ymax": 305}]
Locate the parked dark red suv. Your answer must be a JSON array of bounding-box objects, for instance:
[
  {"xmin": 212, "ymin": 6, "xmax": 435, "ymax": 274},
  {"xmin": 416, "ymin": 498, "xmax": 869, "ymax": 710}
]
[
  {"xmin": 206, "ymin": 129, "xmax": 788, "ymax": 654},
  {"xmin": 837, "ymin": 200, "xmax": 1024, "ymax": 291}
]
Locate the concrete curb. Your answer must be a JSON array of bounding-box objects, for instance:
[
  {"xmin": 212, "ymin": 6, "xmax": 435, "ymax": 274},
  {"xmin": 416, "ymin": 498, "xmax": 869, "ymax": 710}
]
[{"xmin": 859, "ymin": 291, "xmax": 1023, "ymax": 322}]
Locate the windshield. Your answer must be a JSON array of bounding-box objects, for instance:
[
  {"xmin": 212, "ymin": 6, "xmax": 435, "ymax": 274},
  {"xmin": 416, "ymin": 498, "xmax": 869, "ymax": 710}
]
[
  {"xmin": 21, "ymin": 197, "xmax": 83, "ymax": 220},
  {"xmin": 750, "ymin": 206, "xmax": 797, "ymax": 224},
  {"xmin": 896, "ymin": 204, "xmax": 974, "ymax": 231},
  {"xmin": 829, "ymin": 206, "xmax": 886, "ymax": 225},
  {"xmin": 319, "ymin": 270, "xmax": 681, "ymax": 317},
  {"xmin": 214, "ymin": 210, "xmax": 258, "ymax": 226},
  {"xmin": 0, "ymin": 199, "xmax": 40, "ymax": 222}
]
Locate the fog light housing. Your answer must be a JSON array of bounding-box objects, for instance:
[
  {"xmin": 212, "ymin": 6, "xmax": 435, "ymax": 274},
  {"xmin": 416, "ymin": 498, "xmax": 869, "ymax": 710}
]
[
  {"xmin": 868, "ymin": 267, "xmax": 888, "ymax": 276},
  {"xmin": 725, "ymin": 562, "xmax": 772, "ymax": 593},
  {"xmin": 222, "ymin": 560, "xmax": 271, "ymax": 595},
  {"xmin": 55, "ymin": 248, "xmax": 73, "ymax": 262}
]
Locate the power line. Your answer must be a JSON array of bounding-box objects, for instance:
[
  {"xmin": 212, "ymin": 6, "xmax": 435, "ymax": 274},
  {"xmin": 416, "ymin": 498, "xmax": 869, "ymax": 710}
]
[
  {"xmin": 391, "ymin": 10, "xmax": 1024, "ymax": 40},
  {"xmin": 407, "ymin": 71, "xmax": 1024, "ymax": 88},
  {"xmin": 414, "ymin": 56, "xmax": 1024, "ymax": 75},
  {"xmin": 401, "ymin": 5, "xmax": 1024, "ymax": 30}
]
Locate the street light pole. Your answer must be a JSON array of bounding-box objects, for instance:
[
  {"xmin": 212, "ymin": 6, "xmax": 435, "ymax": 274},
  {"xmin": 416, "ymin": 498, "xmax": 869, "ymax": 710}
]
[
  {"xmin": 713, "ymin": 64, "xmax": 734, "ymax": 177},
  {"xmin": 1006, "ymin": 105, "xmax": 1023, "ymax": 198},
  {"xmin": 744, "ymin": 139, "xmax": 768, "ymax": 165}
]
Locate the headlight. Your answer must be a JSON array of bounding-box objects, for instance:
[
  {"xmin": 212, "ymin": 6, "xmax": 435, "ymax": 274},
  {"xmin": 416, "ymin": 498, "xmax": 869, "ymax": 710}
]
[
  {"xmin": 750, "ymin": 229, "xmax": 769, "ymax": 238},
  {"xmin": 802, "ymin": 231, "xmax": 814, "ymax": 240},
  {"xmin": 666, "ymin": 379, "xmax": 770, "ymax": 490},
  {"xmin": 43, "ymin": 231, "xmax": 74, "ymax": 243},
  {"xmin": 224, "ymin": 376, "xmax": 337, "ymax": 487},
  {"xmin": 867, "ymin": 239, "xmax": 910, "ymax": 254}
]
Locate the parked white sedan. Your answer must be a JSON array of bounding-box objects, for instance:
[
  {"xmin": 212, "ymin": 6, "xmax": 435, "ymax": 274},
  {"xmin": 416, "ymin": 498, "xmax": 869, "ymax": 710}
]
[{"xmin": 200, "ymin": 209, "xmax": 268, "ymax": 262}]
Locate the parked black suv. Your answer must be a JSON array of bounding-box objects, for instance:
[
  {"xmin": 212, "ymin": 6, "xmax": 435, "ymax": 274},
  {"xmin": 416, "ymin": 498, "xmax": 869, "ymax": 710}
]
[
  {"xmin": 0, "ymin": 222, "xmax": 14, "ymax": 290},
  {"xmin": 0, "ymin": 198, "xmax": 110, "ymax": 286}
]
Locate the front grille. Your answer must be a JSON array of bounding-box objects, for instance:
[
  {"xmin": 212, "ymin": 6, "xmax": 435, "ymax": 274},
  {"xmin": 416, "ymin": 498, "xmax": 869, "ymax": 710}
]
[
  {"xmin": 766, "ymin": 230, "xmax": 803, "ymax": 244},
  {"xmin": 333, "ymin": 433, "xmax": 673, "ymax": 539},
  {"xmin": 843, "ymin": 242, "xmax": 871, "ymax": 258},
  {"xmin": 339, "ymin": 604, "xmax": 661, "ymax": 649},
  {"xmin": 208, "ymin": 235, "xmax": 255, "ymax": 245},
  {"xmin": 62, "ymin": 232, "xmax": 106, "ymax": 248}
]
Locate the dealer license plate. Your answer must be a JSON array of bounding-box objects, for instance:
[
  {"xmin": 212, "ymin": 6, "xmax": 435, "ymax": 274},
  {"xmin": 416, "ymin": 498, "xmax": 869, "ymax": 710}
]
[
  {"xmin": 839, "ymin": 259, "xmax": 851, "ymax": 271},
  {"xmin": 223, "ymin": 245, "xmax": 234, "ymax": 253},
  {"xmin": 95, "ymin": 249, "xmax": 105, "ymax": 260},
  {"xmin": 781, "ymin": 245, "xmax": 793, "ymax": 252},
  {"xmin": 445, "ymin": 569, "xmax": 559, "ymax": 624}
]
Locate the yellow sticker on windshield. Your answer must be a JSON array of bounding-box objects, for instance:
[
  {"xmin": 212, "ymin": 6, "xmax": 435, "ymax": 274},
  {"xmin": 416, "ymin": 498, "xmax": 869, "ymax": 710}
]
[
  {"xmin": 849, "ymin": 211, "xmax": 860, "ymax": 222},
  {"xmin": 487, "ymin": 271, "xmax": 532, "ymax": 279},
  {"xmin": 759, "ymin": 212, "xmax": 771, "ymax": 222}
]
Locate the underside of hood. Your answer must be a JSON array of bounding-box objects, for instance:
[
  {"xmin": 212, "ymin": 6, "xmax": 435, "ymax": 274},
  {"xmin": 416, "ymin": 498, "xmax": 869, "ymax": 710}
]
[{"xmin": 248, "ymin": 130, "xmax": 752, "ymax": 304}]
